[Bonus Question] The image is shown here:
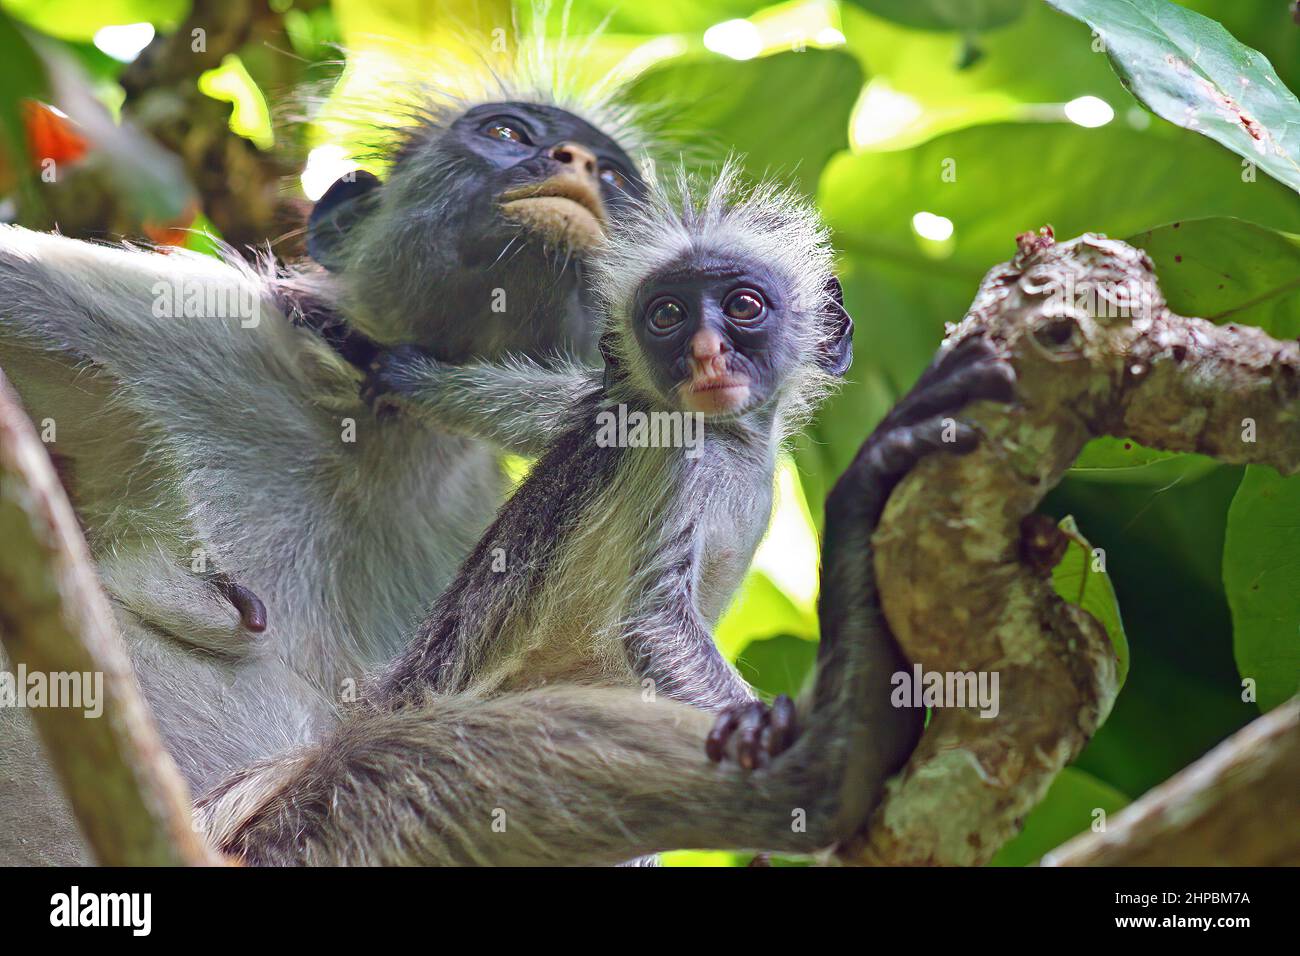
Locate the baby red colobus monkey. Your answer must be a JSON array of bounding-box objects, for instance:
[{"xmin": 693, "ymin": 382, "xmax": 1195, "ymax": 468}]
[{"xmin": 368, "ymin": 163, "xmax": 853, "ymax": 760}]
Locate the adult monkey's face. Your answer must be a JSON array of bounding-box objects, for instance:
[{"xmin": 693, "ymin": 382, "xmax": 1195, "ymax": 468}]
[
  {"xmin": 305, "ymin": 99, "xmax": 649, "ymax": 359},
  {"xmin": 450, "ymin": 101, "xmax": 646, "ymax": 253},
  {"xmin": 307, "ymin": 100, "xmax": 646, "ymax": 270}
]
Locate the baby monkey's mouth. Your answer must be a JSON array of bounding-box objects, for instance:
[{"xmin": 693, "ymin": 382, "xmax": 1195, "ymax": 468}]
[
  {"xmin": 680, "ymin": 373, "xmax": 753, "ymax": 415},
  {"xmin": 498, "ymin": 176, "xmax": 606, "ymax": 250}
]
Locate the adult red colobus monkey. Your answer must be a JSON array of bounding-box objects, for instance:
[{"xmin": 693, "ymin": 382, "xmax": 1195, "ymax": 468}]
[{"xmin": 0, "ymin": 47, "xmax": 655, "ymax": 863}]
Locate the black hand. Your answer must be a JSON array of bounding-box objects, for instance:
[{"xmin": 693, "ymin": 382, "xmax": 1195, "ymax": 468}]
[
  {"xmin": 842, "ymin": 336, "xmax": 1016, "ymax": 525},
  {"xmin": 705, "ymin": 695, "xmax": 797, "ymax": 769},
  {"xmin": 361, "ymin": 344, "xmax": 435, "ymax": 410}
]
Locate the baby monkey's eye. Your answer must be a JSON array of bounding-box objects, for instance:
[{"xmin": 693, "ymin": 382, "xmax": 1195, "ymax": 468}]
[
  {"xmin": 647, "ymin": 297, "xmax": 686, "ymax": 333},
  {"xmin": 599, "ymin": 166, "xmax": 629, "ymax": 192},
  {"xmin": 483, "ymin": 122, "xmax": 531, "ymax": 146},
  {"xmin": 723, "ymin": 289, "xmax": 766, "ymax": 323}
]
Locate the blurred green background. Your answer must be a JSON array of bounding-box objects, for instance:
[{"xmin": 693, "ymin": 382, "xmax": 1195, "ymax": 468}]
[{"xmin": 1, "ymin": 0, "xmax": 1296, "ymax": 865}]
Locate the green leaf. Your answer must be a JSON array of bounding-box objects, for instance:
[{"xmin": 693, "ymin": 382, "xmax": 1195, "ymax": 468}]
[
  {"xmin": 1223, "ymin": 466, "xmax": 1300, "ymax": 712},
  {"xmin": 1073, "ymin": 436, "xmax": 1186, "ymax": 471},
  {"xmin": 1070, "ymin": 437, "xmax": 1218, "ymax": 486},
  {"xmin": 1075, "ymin": 655, "xmax": 1254, "ymax": 796},
  {"xmin": 821, "ymin": 124, "xmax": 1300, "ymax": 283},
  {"xmin": 0, "ymin": 11, "xmax": 44, "ymax": 179},
  {"xmin": 538, "ymin": 0, "xmax": 762, "ymax": 36},
  {"xmin": 333, "ymin": 0, "xmax": 510, "ymax": 49},
  {"xmin": 844, "ymin": 0, "xmax": 1028, "ymax": 33},
  {"xmin": 625, "ymin": 49, "xmax": 862, "ymax": 195},
  {"xmin": 807, "ymin": 120, "xmax": 1300, "ymax": 516},
  {"xmin": 714, "ymin": 570, "xmax": 817, "ymax": 661},
  {"xmin": 181, "ymin": 212, "xmax": 222, "ymax": 258},
  {"xmin": 1177, "ymin": 1, "xmax": 1300, "ymax": 99},
  {"xmin": 0, "ymin": 0, "xmax": 186, "ymax": 41},
  {"xmin": 1052, "ymin": 516, "xmax": 1128, "ymax": 685},
  {"xmin": 661, "ymin": 849, "xmax": 746, "ymax": 867},
  {"xmin": 1045, "ymin": 0, "xmax": 1300, "ymax": 193},
  {"xmin": 841, "ymin": 1, "xmax": 1135, "ymax": 151},
  {"xmin": 989, "ymin": 767, "xmax": 1129, "ymax": 866},
  {"xmin": 1065, "ymin": 217, "xmax": 1298, "ymax": 483},
  {"xmin": 1130, "ymin": 217, "xmax": 1300, "ymax": 338},
  {"xmin": 734, "ymin": 633, "xmax": 818, "ymax": 700},
  {"xmin": 199, "ymin": 54, "xmax": 274, "ymax": 150},
  {"xmin": 1051, "ymin": 466, "xmax": 1255, "ymax": 796}
]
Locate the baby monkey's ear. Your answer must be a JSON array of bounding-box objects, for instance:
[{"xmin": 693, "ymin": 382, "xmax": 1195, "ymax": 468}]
[
  {"xmin": 307, "ymin": 171, "xmax": 382, "ymax": 272},
  {"xmin": 818, "ymin": 275, "xmax": 854, "ymax": 377}
]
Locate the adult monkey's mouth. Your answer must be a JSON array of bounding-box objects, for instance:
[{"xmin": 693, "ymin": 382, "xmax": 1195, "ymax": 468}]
[{"xmin": 499, "ymin": 176, "xmax": 607, "ymax": 249}]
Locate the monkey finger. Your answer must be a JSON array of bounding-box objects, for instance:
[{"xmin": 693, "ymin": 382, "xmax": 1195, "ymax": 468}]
[
  {"xmin": 861, "ymin": 418, "xmax": 978, "ymax": 497},
  {"xmin": 767, "ymin": 694, "xmax": 797, "ymax": 755},
  {"xmin": 705, "ymin": 707, "xmax": 742, "ymax": 763},
  {"xmin": 871, "ymin": 428, "xmax": 920, "ymax": 478},
  {"xmin": 927, "ymin": 334, "xmax": 996, "ymax": 382},
  {"xmin": 960, "ymin": 358, "xmax": 1018, "ymax": 406},
  {"xmin": 758, "ymin": 724, "xmax": 776, "ymax": 766},
  {"xmin": 734, "ymin": 702, "xmax": 769, "ymax": 770},
  {"xmin": 907, "ymin": 416, "xmax": 982, "ymax": 456},
  {"xmin": 896, "ymin": 359, "xmax": 1016, "ymax": 427},
  {"xmin": 911, "ymin": 335, "xmax": 995, "ymax": 395}
]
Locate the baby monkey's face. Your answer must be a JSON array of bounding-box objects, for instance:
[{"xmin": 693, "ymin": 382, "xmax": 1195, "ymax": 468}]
[{"xmin": 631, "ymin": 252, "xmax": 798, "ymax": 418}]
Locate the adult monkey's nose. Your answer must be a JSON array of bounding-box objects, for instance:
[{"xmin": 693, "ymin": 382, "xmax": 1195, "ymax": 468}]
[{"xmin": 549, "ymin": 141, "xmax": 599, "ymax": 179}]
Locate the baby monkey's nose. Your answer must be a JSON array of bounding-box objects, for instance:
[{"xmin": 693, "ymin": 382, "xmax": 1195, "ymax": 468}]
[
  {"xmin": 549, "ymin": 141, "xmax": 598, "ymax": 177},
  {"xmin": 690, "ymin": 328, "xmax": 726, "ymax": 359},
  {"xmin": 688, "ymin": 329, "xmax": 732, "ymax": 377}
]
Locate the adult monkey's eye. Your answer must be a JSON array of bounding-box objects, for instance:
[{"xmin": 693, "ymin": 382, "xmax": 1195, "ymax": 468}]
[
  {"xmin": 599, "ymin": 165, "xmax": 629, "ymax": 192},
  {"xmin": 647, "ymin": 297, "xmax": 686, "ymax": 333},
  {"xmin": 483, "ymin": 121, "xmax": 531, "ymax": 145},
  {"xmin": 723, "ymin": 289, "xmax": 766, "ymax": 323}
]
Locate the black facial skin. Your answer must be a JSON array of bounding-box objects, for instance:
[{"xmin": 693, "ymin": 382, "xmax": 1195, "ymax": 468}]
[
  {"xmin": 630, "ymin": 252, "xmax": 798, "ymax": 417},
  {"xmin": 307, "ymin": 102, "xmax": 648, "ymax": 363},
  {"xmin": 455, "ymin": 105, "xmax": 643, "ymax": 193},
  {"xmin": 438, "ymin": 102, "xmax": 647, "ymax": 265}
]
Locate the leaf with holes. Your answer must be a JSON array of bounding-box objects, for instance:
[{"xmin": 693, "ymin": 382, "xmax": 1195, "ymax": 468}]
[
  {"xmin": 1131, "ymin": 217, "xmax": 1300, "ymax": 338},
  {"xmin": 1070, "ymin": 437, "xmax": 1217, "ymax": 486},
  {"xmin": 1071, "ymin": 217, "xmax": 1300, "ymax": 482},
  {"xmin": 1046, "ymin": 0, "xmax": 1300, "ymax": 192}
]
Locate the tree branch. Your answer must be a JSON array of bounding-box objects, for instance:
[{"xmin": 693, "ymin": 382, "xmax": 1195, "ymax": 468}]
[
  {"xmin": 24, "ymin": 0, "xmax": 313, "ymax": 254},
  {"xmin": 0, "ymin": 369, "xmax": 220, "ymax": 865},
  {"xmin": 844, "ymin": 230, "xmax": 1299, "ymax": 866},
  {"xmin": 1042, "ymin": 696, "xmax": 1299, "ymax": 866}
]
